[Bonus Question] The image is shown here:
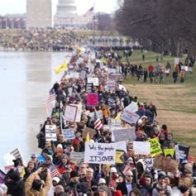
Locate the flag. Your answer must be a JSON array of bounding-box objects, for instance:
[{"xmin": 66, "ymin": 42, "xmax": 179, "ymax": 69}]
[
  {"xmin": 54, "ymin": 62, "xmax": 68, "ymax": 74},
  {"xmin": 83, "ymin": 6, "xmax": 94, "ymax": 18},
  {"xmin": 94, "ymin": 118, "xmax": 103, "ymax": 130},
  {"xmin": 46, "ymin": 89, "xmax": 56, "ymax": 117},
  {"xmin": 50, "ymin": 167, "xmax": 60, "ymax": 178}
]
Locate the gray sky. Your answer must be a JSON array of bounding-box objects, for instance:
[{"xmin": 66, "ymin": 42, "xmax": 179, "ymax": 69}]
[{"xmin": 0, "ymin": 0, "xmax": 118, "ymax": 16}]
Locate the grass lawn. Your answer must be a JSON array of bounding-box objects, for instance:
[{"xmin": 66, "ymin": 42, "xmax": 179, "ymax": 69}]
[{"xmin": 123, "ymin": 50, "xmax": 196, "ymax": 157}]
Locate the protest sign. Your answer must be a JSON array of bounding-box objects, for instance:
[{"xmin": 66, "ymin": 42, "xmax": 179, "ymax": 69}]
[
  {"xmin": 149, "ymin": 138, "xmax": 162, "ymax": 157},
  {"xmin": 175, "ymin": 144, "xmax": 190, "ymax": 163},
  {"xmin": 70, "ymin": 152, "xmax": 84, "ymax": 164},
  {"xmin": 86, "ymin": 83, "xmax": 93, "ymax": 93},
  {"xmin": 154, "ymin": 155, "xmax": 179, "ymax": 173},
  {"xmin": 106, "ymin": 80, "xmax": 116, "ymax": 91},
  {"xmin": 85, "ymin": 142, "xmax": 116, "ymax": 164},
  {"xmin": 133, "ymin": 141, "xmax": 150, "ymax": 155},
  {"xmin": 121, "ymin": 110, "xmax": 140, "ymax": 125},
  {"xmin": 86, "ymin": 93, "xmax": 99, "ymax": 107},
  {"xmin": 45, "ymin": 125, "xmax": 57, "ymax": 141},
  {"xmin": 87, "ymin": 77, "xmax": 99, "ymax": 86},
  {"xmin": 112, "ymin": 127, "xmax": 136, "ymax": 142},
  {"xmin": 163, "ymin": 148, "xmax": 175, "ymax": 157},
  {"xmin": 62, "ymin": 128, "xmax": 75, "ymax": 140},
  {"xmin": 115, "ymin": 141, "xmax": 127, "ymax": 164},
  {"xmin": 124, "ymin": 102, "xmax": 139, "ymax": 113},
  {"xmin": 144, "ymin": 158, "xmax": 154, "ymax": 169},
  {"xmin": 64, "ymin": 105, "xmax": 77, "ymax": 122},
  {"xmin": 70, "ymin": 104, "xmax": 82, "ymax": 122},
  {"xmin": 110, "ymin": 118, "xmax": 121, "ymax": 127},
  {"xmin": 82, "ymin": 127, "xmax": 96, "ymax": 139},
  {"xmin": 10, "ymin": 148, "xmax": 23, "ymax": 160}
]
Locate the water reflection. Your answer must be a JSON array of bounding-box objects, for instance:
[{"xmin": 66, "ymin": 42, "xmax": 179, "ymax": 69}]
[{"xmin": 0, "ymin": 51, "xmax": 65, "ymax": 169}]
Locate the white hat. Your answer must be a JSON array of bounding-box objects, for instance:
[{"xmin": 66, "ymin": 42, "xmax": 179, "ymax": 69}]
[
  {"xmin": 52, "ymin": 177, "xmax": 60, "ymax": 184},
  {"xmin": 98, "ymin": 178, "xmax": 106, "ymax": 184},
  {"xmin": 110, "ymin": 167, "xmax": 117, "ymax": 173},
  {"xmin": 57, "ymin": 144, "xmax": 63, "ymax": 149}
]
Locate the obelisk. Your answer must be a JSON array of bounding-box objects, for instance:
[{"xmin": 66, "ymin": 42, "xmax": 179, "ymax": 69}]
[{"xmin": 26, "ymin": 0, "xmax": 52, "ymax": 28}]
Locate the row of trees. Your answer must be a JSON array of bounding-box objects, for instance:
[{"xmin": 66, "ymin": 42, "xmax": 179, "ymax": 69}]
[{"xmin": 115, "ymin": 0, "xmax": 196, "ymax": 56}]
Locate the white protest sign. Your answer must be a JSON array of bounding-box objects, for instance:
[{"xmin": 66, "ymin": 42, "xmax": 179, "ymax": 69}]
[
  {"xmin": 133, "ymin": 141, "xmax": 151, "ymax": 155},
  {"xmin": 70, "ymin": 152, "xmax": 84, "ymax": 163},
  {"xmin": 111, "ymin": 127, "xmax": 136, "ymax": 142},
  {"xmin": 70, "ymin": 104, "xmax": 82, "ymax": 122},
  {"xmin": 45, "ymin": 125, "xmax": 57, "ymax": 141},
  {"xmin": 87, "ymin": 77, "xmax": 99, "ymax": 86},
  {"xmin": 115, "ymin": 141, "xmax": 127, "ymax": 152},
  {"xmin": 124, "ymin": 102, "xmax": 138, "ymax": 113},
  {"xmin": 110, "ymin": 119, "xmax": 121, "ymax": 127},
  {"xmin": 144, "ymin": 158, "xmax": 154, "ymax": 169},
  {"xmin": 121, "ymin": 110, "xmax": 140, "ymax": 124},
  {"xmin": 62, "ymin": 128, "xmax": 75, "ymax": 140},
  {"xmin": 85, "ymin": 142, "xmax": 116, "ymax": 164},
  {"xmin": 64, "ymin": 105, "xmax": 77, "ymax": 122}
]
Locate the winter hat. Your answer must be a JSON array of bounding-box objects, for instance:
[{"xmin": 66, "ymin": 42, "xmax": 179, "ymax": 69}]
[
  {"xmin": 57, "ymin": 144, "xmax": 63, "ymax": 149},
  {"xmin": 110, "ymin": 167, "xmax": 117, "ymax": 173},
  {"xmin": 52, "ymin": 177, "xmax": 60, "ymax": 184},
  {"xmin": 158, "ymin": 171, "xmax": 166, "ymax": 180},
  {"xmin": 70, "ymin": 170, "xmax": 78, "ymax": 178},
  {"xmin": 98, "ymin": 178, "xmax": 106, "ymax": 184}
]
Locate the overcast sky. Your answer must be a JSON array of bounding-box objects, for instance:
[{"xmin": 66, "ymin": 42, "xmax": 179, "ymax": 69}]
[{"xmin": 0, "ymin": 0, "xmax": 119, "ymax": 16}]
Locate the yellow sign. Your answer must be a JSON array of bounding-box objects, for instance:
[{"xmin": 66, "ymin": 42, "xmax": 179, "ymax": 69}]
[
  {"xmin": 163, "ymin": 148, "xmax": 175, "ymax": 157},
  {"xmin": 149, "ymin": 138, "xmax": 162, "ymax": 157},
  {"xmin": 115, "ymin": 150, "xmax": 124, "ymax": 164},
  {"xmin": 54, "ymin": 62, "xmax": 68, "ymax": 74}
]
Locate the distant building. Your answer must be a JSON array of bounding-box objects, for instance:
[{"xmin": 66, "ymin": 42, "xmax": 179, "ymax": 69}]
[
  {"xmin": 54, "ymin": 0, "xmax": 91, "ymax": 29},
  {"xmin": 0, "ymin": 14, "xmax": 26, "ymax": 29},
  {"xmin": 26, "ymin": 0, "xmax": 52, "ymax": 28}
]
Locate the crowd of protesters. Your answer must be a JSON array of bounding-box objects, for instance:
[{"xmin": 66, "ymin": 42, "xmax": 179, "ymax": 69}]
[
  {"xmin": 0, "ymin": 29, "xmax": 82, "ymax": 51},
  {"xmin": 1, "ymin": 46, "xmax": 196, "ymax": 196}
]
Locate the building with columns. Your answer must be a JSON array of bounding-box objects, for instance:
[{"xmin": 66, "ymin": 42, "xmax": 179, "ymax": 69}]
[{"xmin": 54, "ymin": 0, "xmax": 90, "ymax": 29}]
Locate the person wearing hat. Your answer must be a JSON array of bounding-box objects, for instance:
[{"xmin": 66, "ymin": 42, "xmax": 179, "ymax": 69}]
[
  {"xmin": 152, "ymin": 171, "xmax": 172, "ymax": 196},
  {"xmin": 98, "ymin": 178, "xmax": 112, "ymax": 196},
  {"xmin": 66, "ymin": 170, "xmax": 79, "ymax": 195}
]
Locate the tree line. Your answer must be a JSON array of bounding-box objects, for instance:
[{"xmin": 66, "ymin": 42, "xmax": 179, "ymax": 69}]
[{"xmin": 114, "ymin": 0, "xmax": 196, "ymax": 57}]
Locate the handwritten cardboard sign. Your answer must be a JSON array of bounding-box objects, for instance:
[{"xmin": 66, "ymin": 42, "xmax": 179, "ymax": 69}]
[{"xmin": 85, "ymin": 142, "xmax": 116, "ymax": 164}]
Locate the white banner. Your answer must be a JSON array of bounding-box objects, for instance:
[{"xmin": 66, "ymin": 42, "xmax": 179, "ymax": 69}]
[
  {"xmin": 85, "ymin": 142, "xmax": 116, "ymax": 164},
  {"xmin": 62, "ymin": 128, "xmax": 75, "ymax": 140},
  {"xmin": 133, "ymin": 141, "xmax": 151, "ymax": 155},
  {"xmin": 45, "ymin": 125, "xmax": 57, "ymax": 141},
  {"xmin": 121, "ymin": 110, "xmax": 140, "ymax": 125},
  {"xmin": 112, "ymin": 127, "xmax": 136, "ymax": 142},
  {"xmin": 64, "ymin": 105, "xmax": 77, "ymax": 122},
  {"xmin": 124, "ymin": 102, "xmax": 138, "ymax": 113},
  {"xmin": 87, "ymin": 77, "xmax": 99, "ymax": 86},
  {"xmin": 70, "ymin": 104, "xmax": 82, "ymax": 122}
]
